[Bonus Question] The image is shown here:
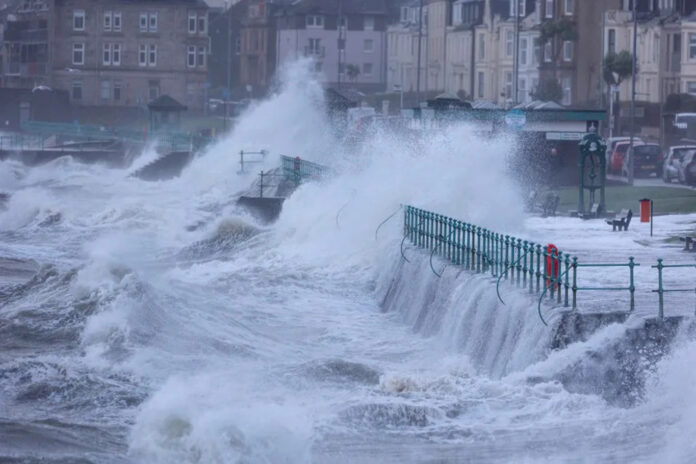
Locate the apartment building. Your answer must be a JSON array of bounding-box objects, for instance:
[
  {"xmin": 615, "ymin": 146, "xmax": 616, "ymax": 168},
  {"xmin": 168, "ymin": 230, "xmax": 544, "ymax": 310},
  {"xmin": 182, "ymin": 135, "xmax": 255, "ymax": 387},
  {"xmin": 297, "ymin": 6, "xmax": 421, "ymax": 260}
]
[
  {"xmin": 386, "ymin": 0, "xmax": 427, "ymax": 93},
  {"xmin": 1, "ymin": 0, "xmax": 209, "ymax": 110},
  {"xmin": 276, "ymin": 0, "xmax": 389, "ymax": 91},
  {"xmin": 538, "ymin": 0, "xmax": 619, "ymax": 107},
  {"xmin": 1, "ymin": 0, "xmax": 50, "ymax": 89}
]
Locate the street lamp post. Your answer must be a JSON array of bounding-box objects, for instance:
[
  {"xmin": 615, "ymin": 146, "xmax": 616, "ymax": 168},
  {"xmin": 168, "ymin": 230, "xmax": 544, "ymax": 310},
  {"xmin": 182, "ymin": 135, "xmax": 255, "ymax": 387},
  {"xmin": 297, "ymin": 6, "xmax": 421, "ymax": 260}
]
[{"xmin": 628, "ymin": 0, "xmax": 637, "ymax": 186}]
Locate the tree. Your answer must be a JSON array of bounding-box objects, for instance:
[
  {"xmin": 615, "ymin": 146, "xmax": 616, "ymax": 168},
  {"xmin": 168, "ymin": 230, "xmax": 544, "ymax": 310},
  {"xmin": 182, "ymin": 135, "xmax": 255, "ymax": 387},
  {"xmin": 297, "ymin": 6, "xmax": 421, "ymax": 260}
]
[
  {"xmin": 531, "ymin": 78, "xmax": 563, "ymax": 103},
  {"xmin": 539, "ymin": 17, "xmax": 578, "ymax": 44},
  {"xmin": 345, "ymin": 64, "xmax": 360, "ymax": 82},
  {"xmin": 603, "ymin": 51, "xmax": 635, "ymax": 86}
]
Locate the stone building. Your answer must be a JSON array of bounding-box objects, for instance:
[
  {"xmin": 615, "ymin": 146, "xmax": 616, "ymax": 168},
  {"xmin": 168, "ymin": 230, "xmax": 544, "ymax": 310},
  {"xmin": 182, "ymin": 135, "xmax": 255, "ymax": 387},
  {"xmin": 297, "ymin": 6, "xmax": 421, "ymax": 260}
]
[
  {"xmin": 1, "ymin": 0, "xmax": 210, "ymax": 110},
  {"xmin": 276, "ymin": 0, "xmax": 389, "ymax": 91}
]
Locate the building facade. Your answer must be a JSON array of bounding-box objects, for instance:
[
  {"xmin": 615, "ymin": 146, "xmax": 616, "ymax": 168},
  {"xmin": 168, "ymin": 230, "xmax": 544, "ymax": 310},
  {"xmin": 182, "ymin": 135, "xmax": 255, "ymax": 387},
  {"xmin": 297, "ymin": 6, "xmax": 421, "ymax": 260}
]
[
  {"xmin": 1, "ymin": 0, "xmax": 209, "ymax": 110},
  {"xmin": 276, "ymin": 0, "xmax": 389, "ymax": 91},
  {"xmin": 387, "ymin": 0, "xmax": 427, "ymax": 94}
]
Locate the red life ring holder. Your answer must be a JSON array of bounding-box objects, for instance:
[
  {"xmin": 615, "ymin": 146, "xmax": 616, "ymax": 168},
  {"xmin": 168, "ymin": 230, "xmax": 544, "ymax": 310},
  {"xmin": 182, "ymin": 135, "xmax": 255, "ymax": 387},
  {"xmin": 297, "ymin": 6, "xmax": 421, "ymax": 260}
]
[{"xmin": 545, "ymin": 244, "xmax": 560, "ymax": 288}]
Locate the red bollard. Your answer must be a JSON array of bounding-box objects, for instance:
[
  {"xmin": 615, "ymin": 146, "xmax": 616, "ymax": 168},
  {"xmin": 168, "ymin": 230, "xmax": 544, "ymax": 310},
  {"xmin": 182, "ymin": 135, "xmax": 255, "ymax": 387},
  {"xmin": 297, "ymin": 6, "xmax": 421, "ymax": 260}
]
[
  {"xmin": 639, "ymin": 198, "xmax": 651, "ymax": 223},
  {"xmin": 545, "ymin": 244, "xmax": 559, "ymax": 289}
]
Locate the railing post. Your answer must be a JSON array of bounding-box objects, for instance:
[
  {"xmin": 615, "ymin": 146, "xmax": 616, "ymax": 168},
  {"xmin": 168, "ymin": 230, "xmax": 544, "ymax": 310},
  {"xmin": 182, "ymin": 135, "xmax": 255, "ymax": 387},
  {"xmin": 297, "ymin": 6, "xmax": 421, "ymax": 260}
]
[
  {"xmin": 628, "ymin": 256, "xmax": 635, "ymax": 312},
  {"xmin": 572, "ymin": 256, "xmax": 578, "ymax": 310},
  {"xmin": 476, "ymin": 227, "xmax": 482, "ymax": 273},
  {"xmin": 504, "ymin": 235, "xmax": 510, "ymax": 280},
  {"xmin": 522, "ymin": 241, "xmax": 529, "ymax": 286},
  {"xmin": 657, "ymin": 258, "xmax": 664, "ymax": 319},
  {"xmin": 556, "ymin": 250, "xmax": 562, "ymax": 304},
  {"xmin": 536, "ymin": 244, "xmax": 542, "ymax": 293},
  {"xmin": 563, "ymin": 254, "xmax": 570, "ymax": 307},
  {"xmin": 516, "ymin": 239, "xmax": 523, "ymax": 287},
  {"xmin": 528, "ymin": 242, "xmax": 535, "ymax": 293}
]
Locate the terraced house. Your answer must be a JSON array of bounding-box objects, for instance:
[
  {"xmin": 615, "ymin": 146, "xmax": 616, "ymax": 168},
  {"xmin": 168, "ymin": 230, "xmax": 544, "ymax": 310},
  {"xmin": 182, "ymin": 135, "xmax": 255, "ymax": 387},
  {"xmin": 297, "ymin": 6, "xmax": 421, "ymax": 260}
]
[{"xmin": 1, "ymin": 0, "xmax": 210, "ymax": 110}]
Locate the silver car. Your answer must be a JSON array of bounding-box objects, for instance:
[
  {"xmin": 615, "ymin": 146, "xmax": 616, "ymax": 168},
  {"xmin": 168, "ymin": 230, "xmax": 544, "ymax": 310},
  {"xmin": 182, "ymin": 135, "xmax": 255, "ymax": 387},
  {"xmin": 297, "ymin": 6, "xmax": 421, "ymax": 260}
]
[{"xmin": 663, "ymin": 145, "xmax": 696, "ymax": 183}]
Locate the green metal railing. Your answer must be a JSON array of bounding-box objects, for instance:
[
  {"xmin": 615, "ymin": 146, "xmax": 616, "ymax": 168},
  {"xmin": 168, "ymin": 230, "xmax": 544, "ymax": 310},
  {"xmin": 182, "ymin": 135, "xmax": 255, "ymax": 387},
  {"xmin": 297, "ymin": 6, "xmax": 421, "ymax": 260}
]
[
  {"xmin": 403, "ymin": 205, "xmax": 648, "ymax": 325},
  {"xmin": 0, "ymin": 134, "xmax": 46, "ymax": 151},
  {"xmin": 281, "ymin": 155, "xmax": 330, "ymax": 185},
  {"xmin": 19, "ymin": 120, "xmax": 211, "ymax": 153},
  {"xmin": 653, "ymin": 260, "xmax": 696, "ymax": 318}
]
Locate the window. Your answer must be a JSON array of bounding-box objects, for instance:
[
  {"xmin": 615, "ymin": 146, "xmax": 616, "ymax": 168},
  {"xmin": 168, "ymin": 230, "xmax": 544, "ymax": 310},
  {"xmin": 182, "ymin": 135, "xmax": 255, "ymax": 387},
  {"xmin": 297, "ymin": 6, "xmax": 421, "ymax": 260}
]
[
  {"xmin": 103, "ymin": 43, "xmax": 111, "ymax": 65},
  {"xmin": 186, "ymin": 83, "xmax": 195, "ymax": 102},
  {"xmin": 113, "ymin": 12, "xmax": 121, "ymax": 32},
  {"xmin": 140, "ymin": 13, "xmax": 147, "ymax": 32},
  {"xmin": 364, "ymin": 39, "xmax": 374, "ymax": 52},
  {"xmin": 73, "ymin": 9, "xmax": 85, "ymax": 31},
  {"xmin": 306, "ymin": 15, "xmax": 324, "ymax": 28},
  {"xmin": 188, "ymin": 12, "xmax": 197, "ymax": 33},
  {"xmin": 545, "ymin": 0, "xmax": 553, "ymax": 18},
  {"xmin": 563, "ymin": 40, "xmax": 573, "ymax": 61},
  {"xmin": 477, "ymin": 71, "xmax": 485, "ymax": 98},
  {"xmin": 608, "ymin": 29, "xmax": 616, "ymax": 54},
  {"xmin": 533, "ymin": 38, "xmax": 540, "ymax": 64},
  {"xmin": 564, "ymin": 0, "xmax": 573, "ymax": 15},
  {"xmin": 308, "ymin": 38, "xmax": 321, "ymax": 55},
  {"xmin": 71, "ymin": 81, "xmax": 82, "ymax": 100},
  {"xmin": 364, "ymin": 16, "xmax": 374, "ymax": 30},
  {"xmin": 506, "ymin": 30, "xmax": 514, "ymax": 57},
  {"xmin": 690, "ymin": 33, "xmax": 696, "ymax": 59},
  {"xmin": 401, "ymin": 6, "xmax": 409, "ymax": 22},
  {"xmin": 363, "ymin": 62, "xmax": 373, "ymax": 76},
  {"xmin": 72, "ymin": 43, "xmax": 84, "ymax": 65},
  {"xmin": 149, "ymin": 13, "xmax": 158, "ymax": 32},
  {"xmin": 139, "ymin": 44, "xmax": 147, "ymax": 66},
  {"xmin": 112, "ymin": 44, "xmax": 121, "ymax": 66},
  {"xmin": 510, "ymin": 0, "xmax": 525, "ymax": 17},
  {"xmin": 562, "ymin": 77, "xmax": 571, "ymax": 105},
  {"xmin": 198, "ymin": 15, "xmax": 206, "ymax": 33},
  {"xmin": 544, "ymin": 41, "xmax": 552, "ymax": 62},
  {"xmin": 519, "ymin": 78, "xmax": 527, "ymax": 102},
  {"xmin": 235, "ymin": 38, "xmax": 241, "ymax": 55},
  {"xmin": 478, "ymin": 34, "xmax": 485, "ymax": 59},
  {"xmin": 688, "ymin": 82, "xmax": 696, "ymax": 95},
  {"xmin": 187, "ymin": 45, "xmax": 196, "ymax": 67},
  {"xmin": 100, "ymin": 80, "xmax": 110, "ymax": 100},
  {"xmin": 104, "ymin": 11, "xmax": 111, "ymax": 31},
  {"xmin": 149, "ymin": 44, "xmax": 157, "ymax": 66},
  {"xmin": 113, "ymin": 82, "xmax": 121, "ymax": 101},
  {"xmin": 520, "ymin": 37, "xmax": 528, "ymax": 65},
  {"xmin": 197, "ymin": 46, "xmax": 206, "ymax": 67}
]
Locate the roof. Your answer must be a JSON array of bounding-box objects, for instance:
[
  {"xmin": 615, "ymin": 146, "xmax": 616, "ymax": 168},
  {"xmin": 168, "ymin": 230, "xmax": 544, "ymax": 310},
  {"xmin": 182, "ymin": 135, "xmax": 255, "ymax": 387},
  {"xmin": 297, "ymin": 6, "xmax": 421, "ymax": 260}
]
[
  {"xmin": 148, "ymin": 95, "xmax": 187, "ymax": 111},
  {"xmin": 287, "ymin": 0, "xmax": 388, "ymax": 15}
]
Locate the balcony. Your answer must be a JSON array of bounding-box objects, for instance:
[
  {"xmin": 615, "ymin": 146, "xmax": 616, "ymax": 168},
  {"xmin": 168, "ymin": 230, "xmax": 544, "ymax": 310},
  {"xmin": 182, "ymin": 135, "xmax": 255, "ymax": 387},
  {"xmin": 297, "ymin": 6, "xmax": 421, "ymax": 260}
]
[
  {"xmin": 304, "ymin": 46, "xmax": 325, "ymax": 58},
  {"xmin": 5, "ymin": 61, "xmax": 47, "ymax": 77}
]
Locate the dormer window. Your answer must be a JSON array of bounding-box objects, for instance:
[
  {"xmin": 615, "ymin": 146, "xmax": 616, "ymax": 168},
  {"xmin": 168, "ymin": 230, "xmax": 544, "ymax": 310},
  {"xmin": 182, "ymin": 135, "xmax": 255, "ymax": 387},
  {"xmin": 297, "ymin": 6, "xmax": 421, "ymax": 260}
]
[{"xmin": 306, "ymin": 15, "xmax": 324, "ymax": 28}]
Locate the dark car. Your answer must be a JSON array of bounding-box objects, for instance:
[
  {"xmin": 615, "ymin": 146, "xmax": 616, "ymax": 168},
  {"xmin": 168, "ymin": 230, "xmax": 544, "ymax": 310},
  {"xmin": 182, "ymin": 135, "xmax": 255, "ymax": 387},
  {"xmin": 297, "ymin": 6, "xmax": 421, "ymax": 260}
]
[
  {"xmin": 677, "ymin": 150, "xmax": 696, "ymax": 185},
  {"xmin": 622, "ymin": 143, "xmax": 663, "ymax": 178}
]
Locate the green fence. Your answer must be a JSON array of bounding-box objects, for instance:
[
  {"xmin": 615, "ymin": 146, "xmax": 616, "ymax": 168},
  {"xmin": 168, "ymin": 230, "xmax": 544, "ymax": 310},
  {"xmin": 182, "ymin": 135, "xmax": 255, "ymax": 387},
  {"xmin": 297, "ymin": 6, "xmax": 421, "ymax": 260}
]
[
  {"xmin": 653, "ymin": 260, "xmax": 696, "ymax": 318},
  {"xmin": 403, "ymin": 205, "xmax": 669, "ymax": 324},
  {"xmin": 281, "ymin": 155, "xmax": 330, "ymax": 185},
  {"xmin": 20, "ymin": 120, "xmax": 211, "ymax": 153}
]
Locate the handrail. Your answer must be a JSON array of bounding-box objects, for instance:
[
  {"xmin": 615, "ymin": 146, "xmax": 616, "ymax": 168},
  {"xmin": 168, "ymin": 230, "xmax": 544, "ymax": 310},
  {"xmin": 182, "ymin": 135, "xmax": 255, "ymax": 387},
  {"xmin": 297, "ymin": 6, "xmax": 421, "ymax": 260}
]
[
  {"xmin": 496, "ymin": 249, "xmax": 531, "ymax": 305},
  {"xmin": 652, "ymin": 259, "xmax": 696, "ymax": 319},
  {"xmin": 429, "ymin": 227, "xmax": 460, "ymax": 278},
  {"xmin": 537, "ymin": 262, "xmax": 574, "ymax": 326},
  {"xmin": 375, "ymin": 206, "xmax": 403, "ymax": 240}
]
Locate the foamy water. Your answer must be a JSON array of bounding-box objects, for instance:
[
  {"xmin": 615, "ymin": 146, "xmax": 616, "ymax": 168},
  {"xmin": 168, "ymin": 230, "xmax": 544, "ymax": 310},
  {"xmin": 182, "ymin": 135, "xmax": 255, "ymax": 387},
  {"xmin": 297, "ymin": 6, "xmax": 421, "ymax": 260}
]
[{"xmin": 0, "ymin": 62, "xmax": 694, "ymax": 463}]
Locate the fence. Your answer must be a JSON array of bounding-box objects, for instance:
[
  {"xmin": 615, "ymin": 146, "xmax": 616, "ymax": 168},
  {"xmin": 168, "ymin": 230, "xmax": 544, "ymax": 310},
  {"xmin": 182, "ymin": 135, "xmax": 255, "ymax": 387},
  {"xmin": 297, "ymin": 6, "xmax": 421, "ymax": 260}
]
[
  {"xmin": 403, "ymin": 205, "xmax": 682, "ymax": 324},
  {"xmin": 19, "ymin": 120, "xmax": 210, "ymax": 153},
  {"xmin": 653, "ymin": 260, "xmax": 696, "ymax": 318},
  {"xmin": 281, "ymin": 155, "xmax": 330, "ymax": 185},
  {"xmin": 0, "ymin": 134, "xmax": 46, "ymax": 151}
]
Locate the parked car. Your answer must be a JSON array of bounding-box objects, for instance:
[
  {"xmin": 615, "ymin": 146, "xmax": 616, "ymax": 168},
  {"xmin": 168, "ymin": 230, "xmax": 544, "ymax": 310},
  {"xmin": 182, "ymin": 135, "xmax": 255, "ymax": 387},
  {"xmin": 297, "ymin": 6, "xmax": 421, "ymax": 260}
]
[
  {"xmin": 677, "ymin": 150, "xmax": 696, "ymax": 185},
  {"xmin": 610, "ymin": 141, "xmax": 631, "ymax": 174},
  {"xmin": 622, "ymin": 143, "xmax": 663, "ymax": 178},
  {"xmin": 663, "ymin": 145, "xmax": 696, "ymax": 183},
  {"xmin": 608, "ymin": 137, "xmax": 644, "ymax": 174}
]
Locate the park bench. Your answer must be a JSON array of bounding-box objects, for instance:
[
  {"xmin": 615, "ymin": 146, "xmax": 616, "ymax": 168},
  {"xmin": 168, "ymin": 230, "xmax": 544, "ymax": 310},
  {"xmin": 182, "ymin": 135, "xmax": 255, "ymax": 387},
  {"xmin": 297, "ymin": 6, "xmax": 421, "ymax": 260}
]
[
  {"xmin": 679, "ymin": 236, "xmax": 696, "ymax": 251},
  {"xmin": 606, "ymin": 209, "xmax": 633, "ymax": 231}
]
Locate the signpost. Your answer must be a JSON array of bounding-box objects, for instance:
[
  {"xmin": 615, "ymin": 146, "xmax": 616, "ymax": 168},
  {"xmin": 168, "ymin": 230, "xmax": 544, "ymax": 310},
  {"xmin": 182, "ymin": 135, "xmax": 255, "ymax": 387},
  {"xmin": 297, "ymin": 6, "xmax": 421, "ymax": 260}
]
[{"xmin": 578, "ymin": 128, "xmax": 607, "ymax": 217}]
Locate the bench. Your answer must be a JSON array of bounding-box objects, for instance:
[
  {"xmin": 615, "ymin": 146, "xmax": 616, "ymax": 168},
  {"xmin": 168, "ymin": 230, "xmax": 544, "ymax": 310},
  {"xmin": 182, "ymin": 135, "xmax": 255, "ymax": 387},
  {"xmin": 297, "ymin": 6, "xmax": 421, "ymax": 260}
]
[
  {"xmin": 606, "ymin": 209, "xmax": 633, "ymax": 231},
  {"xmin": 679, "ymin": 236, "xmax": 696, "ymax": 251},
  {"xmin": 541, "ymin": 193, "xmax": 560, "ymax": 217}
]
